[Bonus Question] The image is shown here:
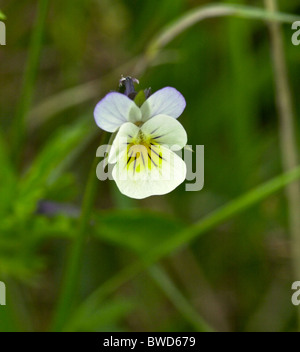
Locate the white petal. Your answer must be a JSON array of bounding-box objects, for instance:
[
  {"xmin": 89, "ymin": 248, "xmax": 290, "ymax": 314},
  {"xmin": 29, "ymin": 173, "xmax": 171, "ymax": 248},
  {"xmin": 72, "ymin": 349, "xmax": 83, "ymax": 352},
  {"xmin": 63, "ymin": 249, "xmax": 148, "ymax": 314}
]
[
  {"xmin": 94, "ymin": 92, "xmax": 141, "ymax": 132},
  {"xmin": 108, "ymin": 122, "xmax": 140, "ymax": 164},
  {"xmin": 141, "ymin": 114, "xmax": 187, "ymax": 151},
  {"xmin": 140, "ymin": 87, "xmax": 186, "ymax": 121},
  {"xmin": 112, "ymin": 146, "xmax": 186, "ymax": 199}
]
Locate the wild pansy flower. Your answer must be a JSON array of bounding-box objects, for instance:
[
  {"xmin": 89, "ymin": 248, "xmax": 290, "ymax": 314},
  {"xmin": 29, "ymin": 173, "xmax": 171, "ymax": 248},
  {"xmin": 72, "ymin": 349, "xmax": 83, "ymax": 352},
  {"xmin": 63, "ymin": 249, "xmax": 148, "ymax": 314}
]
[{"xmin": 94, "ymin": 77, "xmax": 187, "ymax": 199}]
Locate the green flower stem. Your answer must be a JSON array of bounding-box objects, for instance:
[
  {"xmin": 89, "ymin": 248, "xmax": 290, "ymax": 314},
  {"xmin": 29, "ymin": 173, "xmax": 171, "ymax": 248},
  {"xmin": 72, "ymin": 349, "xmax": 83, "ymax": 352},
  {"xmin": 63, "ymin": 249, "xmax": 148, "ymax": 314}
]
[
  {"xmin": 67, "ymin": 166, "xmax": 300, "ymax": 328},
  {"xmin": 51, "ymin": 133, "xmax": 106, "ymax": 331},
  {"xmin": 265, "ymin": 0, "xmax": 300, "ymax": 327},
  {"xmin": 11, "ymin": 0, "xmax": 49, "ymax": 165}
]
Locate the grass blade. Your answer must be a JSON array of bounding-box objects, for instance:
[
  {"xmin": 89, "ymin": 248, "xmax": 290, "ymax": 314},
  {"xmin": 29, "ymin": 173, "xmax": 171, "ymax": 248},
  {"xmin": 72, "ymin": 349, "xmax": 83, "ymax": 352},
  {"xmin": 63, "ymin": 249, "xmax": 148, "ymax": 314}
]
[
  {"xmin": 149, "ymin": 264, "xmax": 214, "ymax": 332},
  {"xmin": 265, "ymin": 0, "xmax": 300, "ymax": 328},
  {"xmin": 67, "ymin": 166, "xmax": 300, "ymax": 328},
  {"xmin": 11, "ymin": 0, "xmax": 49, "ymax": 165},
  {"xmin": 146, "ymin": 3, "xmax": 300, "ymax": 56},
  {"xmin": 51, "ymin": 133, "xmax": 107, "ymax": 331}
]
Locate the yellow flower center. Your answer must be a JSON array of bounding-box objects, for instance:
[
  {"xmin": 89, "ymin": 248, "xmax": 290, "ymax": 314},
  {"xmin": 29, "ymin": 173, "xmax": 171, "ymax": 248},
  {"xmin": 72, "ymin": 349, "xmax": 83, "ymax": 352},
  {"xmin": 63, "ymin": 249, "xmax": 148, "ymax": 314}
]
[{"xmin": 125, "ymin": 131, "xmax": 164, "ymax": 173}]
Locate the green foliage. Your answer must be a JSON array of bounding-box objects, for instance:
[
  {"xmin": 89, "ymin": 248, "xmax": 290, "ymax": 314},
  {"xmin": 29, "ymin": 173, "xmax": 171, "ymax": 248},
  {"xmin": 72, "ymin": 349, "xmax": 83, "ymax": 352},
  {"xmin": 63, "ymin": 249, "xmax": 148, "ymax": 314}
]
[
  {"xmin": 94, "ymin": 209, "xmax": 185, "ymax": 254},
  {"xmin": 64, "ymin": 297, "xmax": 134, "ymax": 332},
  {"xmin": 0, "ymin": 119, "xmax": 89, "ymax": 279},
  {"xmin": 1, "ymin": 0, "xmax": 300, "ymax": 333}
]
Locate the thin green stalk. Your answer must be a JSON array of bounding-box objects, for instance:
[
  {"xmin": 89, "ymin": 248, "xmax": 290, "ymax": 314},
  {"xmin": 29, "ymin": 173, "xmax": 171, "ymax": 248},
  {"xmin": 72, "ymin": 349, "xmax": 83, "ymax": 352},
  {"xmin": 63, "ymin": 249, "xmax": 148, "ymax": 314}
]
[
  {"xmin": 27, "ymin": 4, "xmax": 299, "ymax": 130},
  {"xmin": 66, "ymin": 166, "xmax": 300, "ymax": 328},
  {"xmin": 11, "ymin": 0, "xmax": 49, "ymax": 165},
  {"xmin": 110, "ymin": 192, "xmax": 213, "ymax": 331},
  {"xmin": 51, "ymin": 133, "xmax": 106, "ymax": 331},
  {"xmin": 146, "ymin": 3, "xmax": 300, "ymax": 57},
  {"xmin": 264, "ymin": 0, "xmax": 300, "ymax": 328},
  {"xmin": 148, "ymin": 265, "xmax": 214, "ymax": 332},
  {"xmin": 109, "ymin": 175, "xmax": 212, "ymax": 329},
  {"xmin": 224, "ymin": 0, "xmax": 257, "ymax": 194}
]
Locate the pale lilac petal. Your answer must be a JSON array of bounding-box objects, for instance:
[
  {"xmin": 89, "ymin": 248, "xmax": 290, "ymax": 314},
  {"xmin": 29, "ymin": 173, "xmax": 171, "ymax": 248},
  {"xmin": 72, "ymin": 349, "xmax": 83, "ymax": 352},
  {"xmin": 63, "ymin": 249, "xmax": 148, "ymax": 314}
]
[
  {"xmin": 141, "ymin": 87, "xmax": 186, "ymax": 121},
  {"xmin": 94, "ymin": 92, "xmax": 141, "ymax": 132}
]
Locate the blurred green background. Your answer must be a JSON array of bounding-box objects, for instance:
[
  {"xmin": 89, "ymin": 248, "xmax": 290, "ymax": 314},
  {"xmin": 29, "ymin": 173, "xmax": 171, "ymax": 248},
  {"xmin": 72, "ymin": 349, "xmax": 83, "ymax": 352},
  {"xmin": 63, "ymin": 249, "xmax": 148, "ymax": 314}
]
[{"xmin": 0, "ymin": 0, "xmax": 300, "ymax": 332}]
